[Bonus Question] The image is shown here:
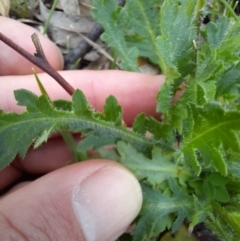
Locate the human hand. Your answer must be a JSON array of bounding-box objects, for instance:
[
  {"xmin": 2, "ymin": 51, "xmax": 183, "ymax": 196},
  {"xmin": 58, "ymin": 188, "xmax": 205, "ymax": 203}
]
[{"xmin": 0, "ymin": 17, "xmax": 165, "ymax": 241}]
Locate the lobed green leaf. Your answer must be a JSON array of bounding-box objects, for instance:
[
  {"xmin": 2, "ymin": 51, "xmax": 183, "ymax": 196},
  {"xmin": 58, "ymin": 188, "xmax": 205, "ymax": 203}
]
[
  {"xmin": 182, "ymin": 102, "xmax": 240, "ymax": 175},
  {"xmin": 133, "ymin": 182, "xmax": 193, "ymax": 241},
  {"xmin": 0, "ymin": 89, "xmax": 171, "ymax": 170},
  {"xmin": 117, "ymin": 141, "xmax": 190, "ymax": 186}
]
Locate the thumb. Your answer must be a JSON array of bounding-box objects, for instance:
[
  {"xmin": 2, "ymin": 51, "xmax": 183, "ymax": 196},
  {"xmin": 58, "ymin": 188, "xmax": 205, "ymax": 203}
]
[{"xmin": 0, "ymin": 160, "xmax": 142, "ymax": 241}]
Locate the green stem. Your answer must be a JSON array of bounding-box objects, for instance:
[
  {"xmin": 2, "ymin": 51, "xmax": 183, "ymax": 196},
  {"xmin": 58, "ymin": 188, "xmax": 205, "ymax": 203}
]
[
  {"xmin": 71, "ymin": 58, "xmax": 81, "ymax": 70},
  {"xmin": 194, "ymin": 0, "xmax": 206, "ymax": 67},
  {"xmin": 233, "ymin": 1, "xmax": 239, "ymax": 11},
  {"xmin": 60, "ymin": 129, "xmax": 81, "ymax": 162},
  {"xmin": 43, "ymin": 0, "xmax": 59, "ymax": 34},
  {"xmin": 211, "ymin": 0, "xmax": 217, "ymax": 22},
  {"xmin": 219, "ymin": 0, "xmax": 238, "ymax": 21}
]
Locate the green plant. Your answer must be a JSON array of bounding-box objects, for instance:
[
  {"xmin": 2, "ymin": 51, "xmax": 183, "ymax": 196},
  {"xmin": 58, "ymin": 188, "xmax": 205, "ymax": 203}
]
[
  {"xmin": 1, "ymin": 0, "xmax": 240, "ymax": 240},
  {"xmin": 43, "ymin": 0, "xmax": 59, "ymax": 34},
  {"xmin": 10, "ymin": 0, "xmax": 36, "ymax": 18}
]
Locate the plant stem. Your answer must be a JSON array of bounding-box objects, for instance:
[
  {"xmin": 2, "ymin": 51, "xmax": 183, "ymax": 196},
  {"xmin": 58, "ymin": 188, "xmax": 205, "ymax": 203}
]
[
  {"xmin": 60, "ymin": 129, "xmax": 80, "ymax": 162},
  {"xmin": 219, "ymin": 0, "xmax": 239, "ymax": 21},
  {"xmin": 0, "ymin": 32, "xmax": 75, "ymax": 95},
  {"xmin": 211, "ymin": 0, "xmax": 217, "ymax": 22},
  {"xmin": 43, "ymin": 0, "xmax": 59, "ymax": 34}
]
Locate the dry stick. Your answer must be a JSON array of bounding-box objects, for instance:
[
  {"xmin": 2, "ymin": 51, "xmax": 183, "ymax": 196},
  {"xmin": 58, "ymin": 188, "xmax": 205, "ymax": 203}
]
[{"xmin": 0, "ymin": 32, "xmax": 75, "ymax": 96}]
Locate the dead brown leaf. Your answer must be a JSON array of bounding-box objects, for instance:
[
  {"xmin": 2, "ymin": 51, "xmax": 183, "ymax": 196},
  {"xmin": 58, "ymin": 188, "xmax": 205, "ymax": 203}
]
[{"xmin": 59, "ymin": 0, "xmax": 80, "ymax": 16}]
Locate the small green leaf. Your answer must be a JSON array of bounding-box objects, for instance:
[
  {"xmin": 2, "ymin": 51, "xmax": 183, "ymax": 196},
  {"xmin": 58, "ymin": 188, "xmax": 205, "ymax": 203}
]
[
  {"xmin": 202, "ymin": 180, "xmax": 215, "ymax": 200},
  {"xmin": 117, "ymin": 141, "xmax": 188, "ymax": 186},
  {"xmin": 102, "ymin": 95, "xmax": 122, "ymax": 126},
  {"xmin": 206, "ymin": 16, "xmax": 230, "ymax": 49},
  {"xmin": 196, "ymin": 83, "xmax": 207, "ymax": 105},
  {"xmin": 207, "ymin": 172, "xmax": 229, "ymax": 186},
  {"xmin": 124, "ymin": 0, "xmax": 163, "ymax": 66},
  {"xmin": 171, "ymin": 210, "xmax": 188, "ymax": 233},
  {"xmin": 133, "ymin": 113, "xmax": 147, "ymax": 135},
  {"xmin": 91, "ymin": 0, "xmax": 139, "ymax": 71},
  {"xmin": 53, "ymin": 99, "xmax": 72, "ymax": 112},
  {"xmin": 216, "ymin": 62, "xmax": 240, "ymax": 98},
  {"xmin": 147, "ymin": 117, "xmax": 173, "ymax": 140},
  {"xmin": 229, "ymin": 212, "xmax": 240, "ymax": 225},
  {"xmin": 156, "ymin": 82, "xmax": 173, "ymax": 116},
  {"xmin": 133, "ymin": 182, "xmax": 193, "ymax": 241},
  {"xmin": 156, "ymin": 0, "xmax": 197, "ymax": 79},
  {"xmin": 228, "ymin": 162, "xmax": 240, "ymax": 181},
  {"xmin": 183, "ymin": 147, "xmax": 201, "ymax": 176},
  {"xmin": 196, "ymin": 15, "xmax": 240, "ymax": 82},
  {"xmin": 34, "ymin": 124, "xmax": 56, "ymax": 148},
  {"xmin": 182, "ymin": 102, "xmax": 240, "ymax": 175},
  {"xmin": 72, "ymin": 89, "xmax": 93, "ymax": 117},
  {"xmin": 32, "ymin": 68, "xmax": 50, "ymax": 99},
  {"xmin": 14, "ymin": 89, "xmax": 38, "ymax": 112},
  {"xmin": 214, "ymin": 185, "xmax": 229, "ymax": 203}
]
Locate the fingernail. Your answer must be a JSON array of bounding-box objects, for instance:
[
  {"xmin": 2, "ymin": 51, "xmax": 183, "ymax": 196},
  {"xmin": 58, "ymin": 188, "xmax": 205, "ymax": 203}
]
[{"xmin": 72, "ymin": 165, "xmax": 142, "ymax": 241}]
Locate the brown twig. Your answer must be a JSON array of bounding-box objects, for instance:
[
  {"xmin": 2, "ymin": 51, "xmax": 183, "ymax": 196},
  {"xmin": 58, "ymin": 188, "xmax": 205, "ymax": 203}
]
[{"xmin": 0, "ymin": 32, "xmax": 75, "ymax": 96}]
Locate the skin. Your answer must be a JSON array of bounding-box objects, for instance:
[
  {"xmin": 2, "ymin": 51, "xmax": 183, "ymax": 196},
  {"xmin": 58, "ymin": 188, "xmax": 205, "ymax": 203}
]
[{"xmin": 0, "ymin": 16, "xmax": 165, "ymax": 241}]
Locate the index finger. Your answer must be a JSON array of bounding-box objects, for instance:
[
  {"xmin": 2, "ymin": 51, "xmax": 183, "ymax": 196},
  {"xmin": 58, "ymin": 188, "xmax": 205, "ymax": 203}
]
[{"xmin": 0, "ymin": 70, "xmax": 164, "ymax": 125}]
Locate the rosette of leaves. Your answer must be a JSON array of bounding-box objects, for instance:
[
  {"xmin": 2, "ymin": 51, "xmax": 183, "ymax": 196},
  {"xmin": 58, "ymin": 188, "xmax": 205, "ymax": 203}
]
[{"xmin": 2, "ymin": 0, "xmax": 240, "ymax": 240}]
